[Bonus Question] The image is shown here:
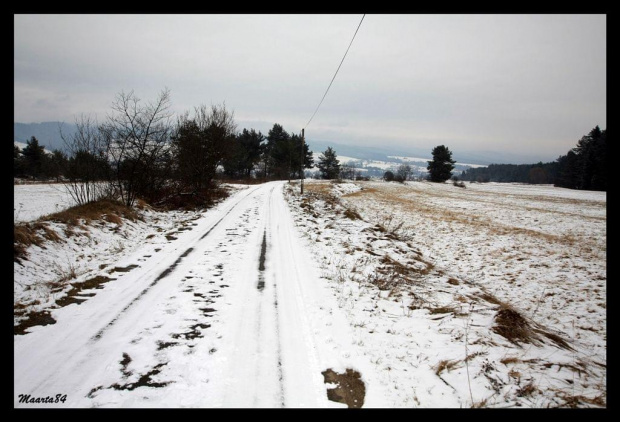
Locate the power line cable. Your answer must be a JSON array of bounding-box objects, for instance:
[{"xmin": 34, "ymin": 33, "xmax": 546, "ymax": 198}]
[{"xmin": 304, "ymin": 14, "xmax": 365, "ymax": 130}]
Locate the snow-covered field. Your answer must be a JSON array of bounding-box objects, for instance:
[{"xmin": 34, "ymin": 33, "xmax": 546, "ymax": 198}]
[
  {"xmin": 13, "ymin": 180, "xmax": 606, "ymax": 408},
  {"xmin": 14, "ymin": 183, "xmax": 79, "ymax": 223},
  {"xmin": 283, "ymin": 179, "xmax": 606, "ymax": 407}
]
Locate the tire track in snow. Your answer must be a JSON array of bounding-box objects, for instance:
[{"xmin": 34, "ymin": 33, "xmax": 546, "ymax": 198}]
[
  {"xmin": 90, "ymin": 186, "xmax": 261, "ymax": 342},
  {"xmin": 262, "ymin": 186, "xmax": 286, "ymax": 406}
]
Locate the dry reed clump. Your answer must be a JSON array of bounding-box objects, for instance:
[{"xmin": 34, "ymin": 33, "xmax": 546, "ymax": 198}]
[{"xmin": 492, "ymin": 305, "xmax": 542, "ymax": 346}]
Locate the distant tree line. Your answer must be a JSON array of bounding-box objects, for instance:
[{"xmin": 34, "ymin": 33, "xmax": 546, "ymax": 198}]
[
  {"xmin": 14, "ymin": 137, "xmax": 69, "ymax": 182},
  {"xmin": 13, "ymin": 88, "xmax": 316, "ymax": 208},
  {"xmin": 460, "ymin": 126, "xmax": 606, "ymax": 191},
  {"xmin": 459, "ymin": 162, "xmax": 561, "ymax": 184}
]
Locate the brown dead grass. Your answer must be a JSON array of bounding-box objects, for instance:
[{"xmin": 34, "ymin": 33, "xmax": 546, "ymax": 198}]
[
  {"xmin": 342, "ymin": 183, "xmax": 590, "ymax": 247},
  {"xmin": 15, "ymin": 199, "xmax": 140, "ymax": 262},
  {"xmin": 492, "ymin": 305, "xmax": 542, "ymax": 347},
  {"xmin": 43, "ymin": 199, "xmax": 140, "ymax": 227},
  {"xmin": 14, "ymin": 222, "xmax": 62, "ymax": 262},
  {"xmin": 435, "ymin": 359, "xmax": 460, "ymax": 376},
  {"xmin": 560, "ymin": 393, "xmax": 606, "ymax": 408}
]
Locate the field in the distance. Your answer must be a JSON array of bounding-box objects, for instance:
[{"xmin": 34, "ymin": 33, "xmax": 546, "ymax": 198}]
[{"xmin": 339, "ymin": 180, "xmax": 606, "ymax": 349}]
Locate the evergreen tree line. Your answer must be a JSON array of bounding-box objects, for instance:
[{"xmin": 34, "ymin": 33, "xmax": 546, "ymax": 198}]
[
  {"xmin": 13, "ymin": 89, "xmax": 315, "ymax": 207},
  {"xmin": 459, "ymin": 162, "xmax": 561, "ymax": 184},
  {"xmin": 459, "ymin": 126, "xmax": 606, "ymax": 191}
]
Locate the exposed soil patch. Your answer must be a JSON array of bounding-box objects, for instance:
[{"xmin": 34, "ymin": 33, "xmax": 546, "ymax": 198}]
[
  {"xmin": 171, "ymin": 323, "xmax": 211, "ymax": 340},
  {"xmin": 55, "ymin": 275, "xmax": 114, "ymax": 308},
  {"xmin": 14, "ymin": 310, "xmax": 57, "ymax": 335},
  {"xmin": 111, "ymin": 264, "xmax": 139, "ymax": 273},
  {"xmin": 322, "ymin": 368, "xmax": 366, "ymax": 408},
  {"xmin": 110, "ymin": 362, "xmax": 170, "ymax": 391},
  {"xmin": 157, "ymin": 341, "xmax": 179, "ymax": 350}
]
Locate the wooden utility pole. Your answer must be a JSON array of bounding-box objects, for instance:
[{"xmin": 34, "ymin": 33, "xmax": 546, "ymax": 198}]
[{"xmin": 301, "ymin": 128, "xmax": 305, "ymax": 195}]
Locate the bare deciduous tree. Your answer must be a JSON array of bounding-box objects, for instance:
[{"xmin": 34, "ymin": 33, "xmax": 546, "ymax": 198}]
[
  {"xmin": 60, "ymin": 115, "xmax": 112, "ymax": 205},
  {"xmin": 171, "ymin": 103, "xmax": 237, "ymax": 193},
  {"xmin": 396, "ymin": 164, "xmax": 412, "ymax": 182},
  {"xmin": 100, "ymin": 88, "xmax": 173, "ymax": 207}
]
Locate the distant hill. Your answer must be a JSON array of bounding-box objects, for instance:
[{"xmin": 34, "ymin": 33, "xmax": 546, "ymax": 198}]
[
  {"xmin": 307, "ymin": 139, "xmax": 556, "ymax": 166},
  {"xmin": 14, "ymin": 122, "xmax": 77, "ymax": 153}
]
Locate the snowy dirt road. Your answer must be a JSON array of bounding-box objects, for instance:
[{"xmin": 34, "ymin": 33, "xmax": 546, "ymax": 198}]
[{"xmin": 14, "ymin": 182, "xmax": 381, "ymax": 408}]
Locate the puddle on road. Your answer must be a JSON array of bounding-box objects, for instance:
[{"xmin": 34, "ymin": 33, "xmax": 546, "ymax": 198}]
[{"xmin": 322, "ymin": 368, "xmax": 366, "ymax": 408}]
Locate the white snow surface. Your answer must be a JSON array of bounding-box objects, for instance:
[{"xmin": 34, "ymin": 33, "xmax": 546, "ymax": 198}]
[
  {"xmin": 14, "ymin": 182, "xmax": 387, "ymax": 408},
  {"xmin": 14, "ymin": 183, "xmax": 79, "ymax": 223},
  {"xmin": 14, "ymin": 180, "xmax": 606, "ymax": 408},
  {"xmin": 283, "ymin": 180, "xmax": 606, "ymax": 408}
]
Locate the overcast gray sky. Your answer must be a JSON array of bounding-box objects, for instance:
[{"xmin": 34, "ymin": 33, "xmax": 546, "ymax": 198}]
[{"xmin": 14, "ymin": 14, "xmax": 606, "ymax": 162}]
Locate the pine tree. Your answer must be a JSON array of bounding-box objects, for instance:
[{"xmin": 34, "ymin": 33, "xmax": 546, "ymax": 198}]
[
  {"xmin": 21, "ymin": 136, "xmax": 48, "ymax": 179},
  {"xmin": 317, "ymin": 147, "xmax": 340, "ymax": 179},
  {"xmin": 427, "ymin": 145, "xmax": 456, "ymax": 183},
  {"xmin": 266, "ymin": 123, "xmax": 291, "ymax": 180}
]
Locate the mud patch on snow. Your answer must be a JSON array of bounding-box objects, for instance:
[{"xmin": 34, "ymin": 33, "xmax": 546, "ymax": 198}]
[
  {"xmin": 111, "ymin": 264, "xmax": 139, "ymax": 273},
  {"xmin": 55, "ymin": 275, "xmax": 114, "ymax": 308},
  {"xmin": 322, "ymin": 368, "xmax": 366, "ymax": 408},
  {"xmin": 171, "ymin": 322, "xmax": 211, "ymax": 340},
  {"xmin": 14, "ymin": 310, "xmax": 56, "ymax": 335}
]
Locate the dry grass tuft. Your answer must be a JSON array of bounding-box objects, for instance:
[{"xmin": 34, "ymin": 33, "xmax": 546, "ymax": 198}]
[
  {"xmin": 103, "ymin": 213, "xmax": 123, "ymax": 225},
  {"xmin": 560, "ymin": 393, "xmax": 606, "ymax": 408},
  {"xmin": 492, "ymin": 305, "xmax": 541, "ymax": 347},
  {"xmin": 478, "ymin": 292, "xmax": 504, "ymax": 305},
  {"xmin": 534, "ymin": 329, "xmax": 574, "ymax": 351},
  {"xmin": 435, "ymin": 359, "xmax": 460, "ymax": 376},
  {"xmin": 429, "ymin": 306, "xmax": 455, "ymax": 315},
  {"xmin": 43, "ymin": 199, "xmax": 140, "ymax": 226},
  {"xmin": 500, "ymin": 356, "xmax": 522, "ymax": 365},
  {"xmin": 343, "ymin": 208, "xmax": 362, "ymax": 220},
  {"xmin": 516, "ymin": 381, "xmax": 539, "ymax": 398},
  {"xmin": 14, "ymin": 222, "xmax": 62, "ymax": 262}
]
